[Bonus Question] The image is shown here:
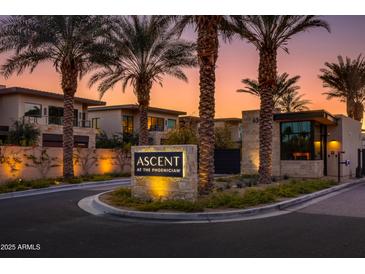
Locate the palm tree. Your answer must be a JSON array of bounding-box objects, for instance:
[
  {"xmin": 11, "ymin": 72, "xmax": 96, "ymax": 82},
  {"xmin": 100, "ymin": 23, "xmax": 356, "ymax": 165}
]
[
  {"xmin": 233, "ymin": 16, "xmax": 330, "ymax": 184},
  {"xmin": 319, "ymin": 55, "xmax": 365, "ymax": 121},
  {"xmin": 0, "ymin": 16, "xmax": 110, "ymax": 178},
  {"xmin": 237, "ymin": 72, "xmax": 301, "ymax": 108},
  {"xmin": 172, "ymin": 16, "xmax": 237, "ymax": 194},
  {"xmin": 276, "ymin": 90, "xmax": 311, "ymax": 112},
  {"xmin": 89, "ymin": 16, "xmax": 197, "ymax": 146}
]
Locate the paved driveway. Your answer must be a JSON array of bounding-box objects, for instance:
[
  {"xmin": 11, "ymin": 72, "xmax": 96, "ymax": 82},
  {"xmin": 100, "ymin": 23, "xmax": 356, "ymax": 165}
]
[{"xmin": 1, "ymin": 183, "xmax": 365, "ymax": 257}]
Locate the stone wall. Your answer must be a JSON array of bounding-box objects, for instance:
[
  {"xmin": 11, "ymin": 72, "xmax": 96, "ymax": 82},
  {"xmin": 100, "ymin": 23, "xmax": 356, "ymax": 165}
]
[
  {"xmin": 241, "ymin": 110, "xmax": 280, "ymax": 176},
  {"xmin": 0, "ymin": 146, "xmax": 131, "ymax": 183},
  {"xmin": 131, "ymin": 145, "xmax": 198, "ymax": 201},
  {"xmin": 280, "ymin": 160, "xmax": 323, "ymax": 178}
]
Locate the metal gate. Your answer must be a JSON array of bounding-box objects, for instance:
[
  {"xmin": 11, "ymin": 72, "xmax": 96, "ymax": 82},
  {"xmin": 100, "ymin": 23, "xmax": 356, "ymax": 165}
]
[{"xmin": 214, "ymin": 149, "xmax": 241, "ymax": 174}]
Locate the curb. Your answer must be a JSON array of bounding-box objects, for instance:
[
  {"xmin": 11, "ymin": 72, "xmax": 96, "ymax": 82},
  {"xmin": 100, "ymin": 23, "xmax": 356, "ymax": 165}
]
[
  {"xmin": 87, "ymin": 179, "xmax": 364, "ymax": 223},
  {"xmin": 0, "ymin": 178, "xmax": 131, "ymax": 201}
]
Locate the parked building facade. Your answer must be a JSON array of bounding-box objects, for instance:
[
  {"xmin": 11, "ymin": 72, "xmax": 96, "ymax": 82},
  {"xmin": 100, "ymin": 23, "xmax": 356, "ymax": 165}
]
[
  {"xmin": 0, "ymin": 86, "xmax": 105, "ymax": 148},
  {"xmin": 88, "ymin": 104, "xmax": 186, "ymax": 145},
  {"xmin": 241, "ymin": 109, "xmax": 362, "ymax": 179}
]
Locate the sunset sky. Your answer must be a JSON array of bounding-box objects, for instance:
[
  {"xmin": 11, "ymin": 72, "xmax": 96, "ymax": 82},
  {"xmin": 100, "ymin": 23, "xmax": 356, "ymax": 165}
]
[{"xmin": 1, "ymin": 16, "xmax": 365, "ymax": 120}]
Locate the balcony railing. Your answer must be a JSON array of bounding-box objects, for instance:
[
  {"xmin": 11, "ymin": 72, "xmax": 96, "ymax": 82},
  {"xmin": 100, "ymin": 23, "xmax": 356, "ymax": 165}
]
[{"xmin": 23, "ymin": 116, "xmax": 92, "ymax": 128}]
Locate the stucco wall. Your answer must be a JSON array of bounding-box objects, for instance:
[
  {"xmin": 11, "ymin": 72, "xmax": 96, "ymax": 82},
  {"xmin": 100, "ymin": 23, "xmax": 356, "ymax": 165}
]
[
  {"xmin": 0, "ymin": 94, "xmax": 21, "ymax": 126},
  {"xmin": 88, "ymin": 109, "xmax": 122, "ymax": 138},
  {"xmin": 326, "ymin": 115, "xmax": 362, "ymax": 178},
  {"xmin": 0, "ymin": 146, "xmax": 131, "ymax": 183}
]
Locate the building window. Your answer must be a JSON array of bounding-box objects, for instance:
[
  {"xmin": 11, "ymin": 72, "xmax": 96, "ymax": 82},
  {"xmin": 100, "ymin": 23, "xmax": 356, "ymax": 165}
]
[
  {"xmin": 167, "ymin": 119, "xmax": 176, "ymax": 129},
  {"xmin": 148, "ymin": 116, "xmax": 164, "ymax": 131},
  {"xmin": 92, "ymin": 118, "xmax": 100, "ymax": 129},
  {"xmin": 123, "ymin": 115, "xmax": 134, "ymax": 134},
  {"xmin": 280, "ymin": 121, "xmax": 313, "ymax": 160},
  {"xmin": 24, "ymin": 103, "xmax": 42, "ymax": 117},
  {"xmin": 48, "ymin": 106, "xmax": 78, "ymax": 126}
]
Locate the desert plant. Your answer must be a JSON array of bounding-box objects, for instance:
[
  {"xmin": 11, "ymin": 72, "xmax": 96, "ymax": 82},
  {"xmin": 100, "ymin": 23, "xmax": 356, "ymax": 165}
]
[
  {"xmin": 214, "ymin": 126, "xmax": 236, "ymax": 149},
  {"xmin": 238, "ymin": 73, "xmax": 301, "ymax": 107},
  {"xmin": 233, "ymin": 16, "xmax": 330, "ymax": 184},
  {"xmin": 111, "ymin": 144, "xmax": 131, "ymax": 173},
  {"xmin": 164, "ymin": 127, "xmax": 198, "ymax": 145},
  {"xmin": 89, "ymin": 16, "xmax": 197, "ymax": 146},
  {"xmin": 8, "ymin": 119, "xmax": 40, "ymax": 146},
  {"xmin": 276, "ymin": 90, "xmax": 312, "ymax": 112},
  {"xmin": 73, "ymin": 148, "xmax": 98, "ymax": 176},
  {"xmin": 0, "ymin": 16, "xmax": 112, "ymax": 178},
  {"xmin": 172, "ymin": 15, "xmax": 238, "ymax": 193},
  {"xmin": 24, "ymin": 148, "xmax": 60, "ymax": 178},
  {"xmin": 319, "ymin": 55, "xmax": 365, "ymax": 121}
]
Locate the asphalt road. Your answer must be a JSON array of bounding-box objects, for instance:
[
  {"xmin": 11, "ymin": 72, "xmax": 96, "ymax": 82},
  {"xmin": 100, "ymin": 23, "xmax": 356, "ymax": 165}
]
[{"xmin": 1, "ymin": 183, "xmax": 365, "ymax": 258}]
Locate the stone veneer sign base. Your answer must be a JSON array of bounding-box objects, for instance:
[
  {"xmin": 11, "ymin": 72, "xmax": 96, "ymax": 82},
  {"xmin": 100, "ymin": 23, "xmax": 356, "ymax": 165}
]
[{"xmin": 131, "ymin": 145, "xmax": 198, "ymax": 202}]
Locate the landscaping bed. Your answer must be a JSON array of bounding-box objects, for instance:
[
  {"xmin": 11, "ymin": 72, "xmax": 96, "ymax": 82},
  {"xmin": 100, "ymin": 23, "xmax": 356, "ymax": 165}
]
[
  {"xmin": 100, "ymin": 177, "xmax": 338, "ymax": 213},
  {"xmin": 0, "ymin": 172, "xmax": 130, "ymax": 194}
]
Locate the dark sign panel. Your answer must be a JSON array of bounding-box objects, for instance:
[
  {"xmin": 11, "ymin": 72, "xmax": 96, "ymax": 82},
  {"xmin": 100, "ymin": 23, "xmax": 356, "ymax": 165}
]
[{"xmin": 134, "ymin": 151, "xmax": 183, "ymax": 177}]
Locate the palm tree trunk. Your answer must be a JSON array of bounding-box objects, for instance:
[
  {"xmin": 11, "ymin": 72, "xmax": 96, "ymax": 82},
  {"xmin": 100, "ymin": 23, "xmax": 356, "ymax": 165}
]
[
  {"xmin": 196, "ymin": 16, "xmax": 219, "ymax": 194},
  {"xmin": 61, "ymin": 63, "xmax": 78, "ymax": 179},
  {"xmin": 137, "ymin": 82, "xmax": 151, "ymax": 146},
  {"xmin": 258, "ymin": 48, "xmax": 277, "ymax": 184},
  {"xmin": 354, "ymin": 101, "xmax": 364, "ymax": 122},
  {"xmin": 346, "ymin": 99, "xmax": 355, "ymax": 119},
  {"xmin": 138, "ymin": 103, "xmax": 149, "ymax": 145}
]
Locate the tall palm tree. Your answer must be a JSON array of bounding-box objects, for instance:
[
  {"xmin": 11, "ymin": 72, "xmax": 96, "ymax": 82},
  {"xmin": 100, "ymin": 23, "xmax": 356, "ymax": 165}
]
[
  {"xmin": 233, "ymin": 16, "xmax": 330, "ymax": 184},
  {"xmin": 319, "ymin": 55, "xmax": 365, "ymax": 121},
  {"xmin": 0, "ymin": 16, "xmax": 110, "ymax": 178},
  {"xmin": 89, "ymin": 16, "xmax": 197, "ymax": 146},
  {"xmin": 276, "ymin": 90, "xmax": 311, "ymax": 112},
  {"xmin": 172, "ymin": 16, "xmax": 236, "ymax": 194},
  {"xmin": 237, "ymin": 72, "xmax": 301, "ymax": 108}
]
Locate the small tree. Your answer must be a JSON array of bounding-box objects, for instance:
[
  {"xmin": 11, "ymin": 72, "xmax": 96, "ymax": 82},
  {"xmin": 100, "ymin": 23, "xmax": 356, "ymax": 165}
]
[
  {"xmin": 214, "ymin": 126, "xmax": 236, "ymax": 149},
  {"xmin": 24, "ymin": 148, "xmax": 60, "ymax": 178},
  {"xmin": 164, "ymin": 127, "xmax": 198, "ymax": 145},
  {"xmin": 112, "ymin": 143, "xmax": 132, "ymax": 174},
  {"xmin": 73, "ymin": 148, "xmax": 98, "ymax": 176},
  {"xmin": 8, "ymin": 119, "xmax": 40, "ymax": 146}
]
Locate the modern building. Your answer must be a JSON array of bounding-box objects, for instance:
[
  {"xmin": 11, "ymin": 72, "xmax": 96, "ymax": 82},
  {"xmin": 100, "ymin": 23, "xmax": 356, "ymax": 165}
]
[
  {"xmin": 241, "ymin": 109, "xmax": 362, "ymax": 179},
  {"xmin": 179, "ymin": 115, "xmax": 242, "ymax": 145},
  {"xmin": 0, "ymin": 86, "xmax": 105, "ymax": 148},
  {"xmin": 88, "ymin": 104, "xmax": 187, "ymax": 145}
]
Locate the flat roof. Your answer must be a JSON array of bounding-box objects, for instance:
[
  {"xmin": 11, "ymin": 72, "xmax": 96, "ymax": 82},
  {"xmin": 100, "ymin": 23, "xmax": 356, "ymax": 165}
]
[
  {"xmin": 0, "ymin": 86, "xmax": 106, "ymax": 106},
  {"xmin": 273, "ymin": 110, "xmax": 337, "ymax": 125},
  {"xmin": 89, "ymin": 104, "xmax": 187, "ymax": 116},
  {"xmin": 214, "ymin": 118, "xmax": 241, "ymax": 123}
]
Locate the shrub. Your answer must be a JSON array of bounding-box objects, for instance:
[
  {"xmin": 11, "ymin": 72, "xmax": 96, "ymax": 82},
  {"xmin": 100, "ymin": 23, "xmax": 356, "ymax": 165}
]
[
  {"xmin": 214, "ymin": 126, "xmax": 236, "ymax": 149},
  {"xmin": 8, "ymin": 119, "xmax": 40, "ymax": 146},
  {"xmin": 163, "ymin": 127, "xmax": 198, "ymax": 145},
  {"xmin": 105, "ymin": 178, "xmax": 337, "ymax": 212}
]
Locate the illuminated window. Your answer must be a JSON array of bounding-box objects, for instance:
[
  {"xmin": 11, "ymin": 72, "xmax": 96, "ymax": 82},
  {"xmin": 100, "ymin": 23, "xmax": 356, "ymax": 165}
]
[
  {"xmin": 123, "ymin": 115, "xmax": 134, "ymax": 134},
  {"xmin": 280, "ymin": 121, "xmax": 325, "ymax": 160},
  {"xmin": 148, "ymin": 117, "xmax": 164, "ymax": 131}
]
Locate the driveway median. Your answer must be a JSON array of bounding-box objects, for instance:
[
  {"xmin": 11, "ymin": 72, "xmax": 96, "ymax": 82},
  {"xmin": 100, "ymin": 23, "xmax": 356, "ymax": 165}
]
[{"xmin": 80, "ymin": 178, "xmax": 364, "ymax": 223}]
